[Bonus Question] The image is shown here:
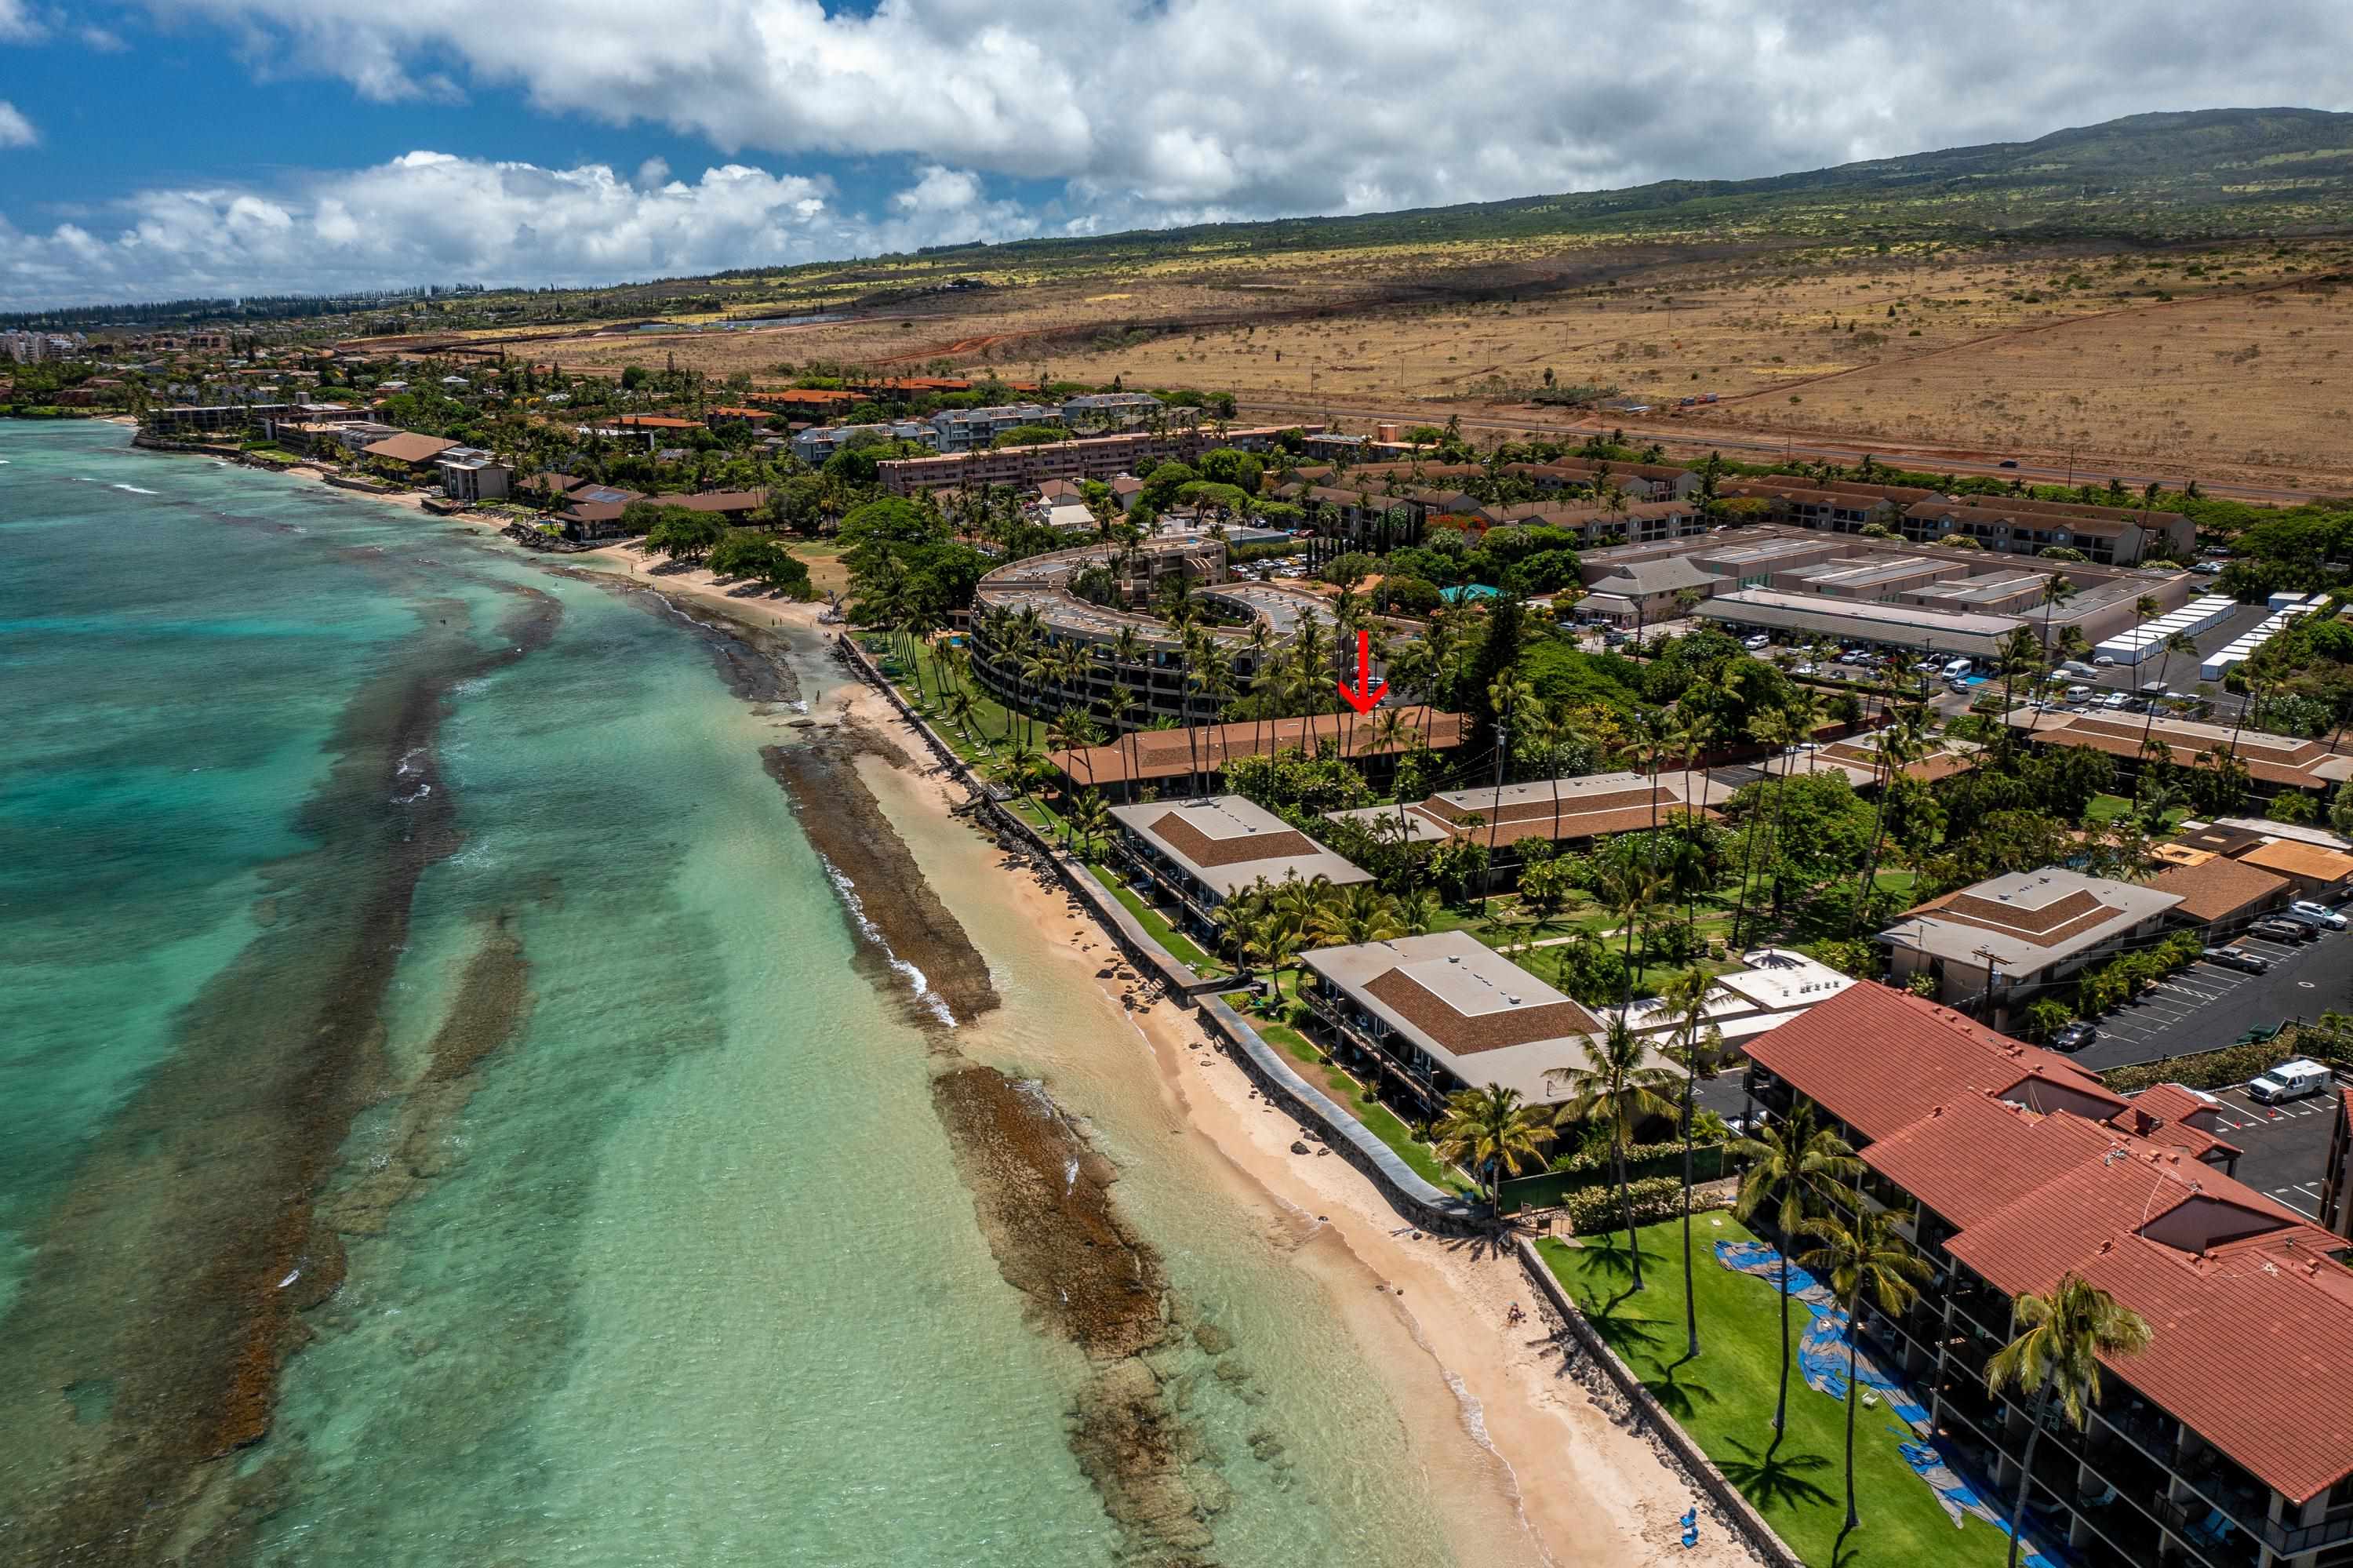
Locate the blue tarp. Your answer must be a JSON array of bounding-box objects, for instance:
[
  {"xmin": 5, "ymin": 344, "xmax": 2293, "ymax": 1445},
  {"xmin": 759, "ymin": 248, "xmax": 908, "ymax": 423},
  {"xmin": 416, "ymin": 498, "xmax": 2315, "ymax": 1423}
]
[{"xmin": 1715, "ymin": 1239, "xmax": 2067, "ymax": 1568}]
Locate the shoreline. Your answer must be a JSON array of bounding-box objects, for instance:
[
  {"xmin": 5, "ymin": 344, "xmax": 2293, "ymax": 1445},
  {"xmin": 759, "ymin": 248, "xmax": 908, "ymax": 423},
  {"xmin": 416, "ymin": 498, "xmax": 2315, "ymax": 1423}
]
[
  {"xmin": 798, "ymin": 653, "xmax": 1758, "ymax": 1566},
  {"xmin": 121, "ymin": 426, "xmax": 1756, "ymax": 1566}
]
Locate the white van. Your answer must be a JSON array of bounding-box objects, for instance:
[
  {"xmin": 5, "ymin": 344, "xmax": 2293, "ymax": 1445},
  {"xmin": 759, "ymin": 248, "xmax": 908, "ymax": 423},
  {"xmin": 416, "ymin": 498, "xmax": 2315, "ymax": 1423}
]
[
  {"xmin": 2064, "ymin": 683, "xmax": 2094, "ymax": 702},
  {"xmin": 1941, "ymin": 657, "xmax": 1973, "ymax": 678},
  {"xmin": 2246, "ymin": 1060, "xmax": 2333, "ymax": 1105}
]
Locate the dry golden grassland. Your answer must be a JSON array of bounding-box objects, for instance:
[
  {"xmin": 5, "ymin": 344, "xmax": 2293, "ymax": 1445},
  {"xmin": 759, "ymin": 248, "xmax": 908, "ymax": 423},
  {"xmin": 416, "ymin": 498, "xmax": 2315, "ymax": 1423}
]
[{"xmin": 514, "ymin": 234, "xmax": 2353, "ymax": 486}]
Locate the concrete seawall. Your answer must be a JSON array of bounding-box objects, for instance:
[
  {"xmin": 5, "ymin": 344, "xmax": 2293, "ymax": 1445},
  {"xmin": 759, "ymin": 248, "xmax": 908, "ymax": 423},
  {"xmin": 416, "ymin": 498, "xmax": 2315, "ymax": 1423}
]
[
  {"xmin": 1515, "ymin": 1237, "xmax": 1805, "ymax": 1568},
  {"xmin": 832, "ymin": 631, "xmax": 1473, "ymax": 1235}
]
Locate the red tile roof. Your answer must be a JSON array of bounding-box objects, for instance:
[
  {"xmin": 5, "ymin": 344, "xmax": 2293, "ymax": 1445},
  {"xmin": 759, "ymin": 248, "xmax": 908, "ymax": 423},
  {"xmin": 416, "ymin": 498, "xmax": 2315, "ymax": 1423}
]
[
  {"xmin": 2069, "ymin": 1230, "xmax": 2353, "ymax": 1508},
  {"xmin": 1744, "ymin": 984, "xmax": 2122, "ymax": 1142},
  {"xmin": 1861, "ymin": 1092, "xmax": 2124, "ymax": 1230},
  {"xmin": 1762, "ymin": 986, "xmax": 2353, "ymax": 1504}
]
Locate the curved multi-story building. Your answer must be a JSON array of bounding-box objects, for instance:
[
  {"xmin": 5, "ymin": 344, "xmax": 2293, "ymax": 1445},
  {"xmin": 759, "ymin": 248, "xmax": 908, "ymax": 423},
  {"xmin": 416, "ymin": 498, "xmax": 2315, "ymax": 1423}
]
[{"xmin": 968, "ymin": 536, "xmax": 1392, "ymax": 728}]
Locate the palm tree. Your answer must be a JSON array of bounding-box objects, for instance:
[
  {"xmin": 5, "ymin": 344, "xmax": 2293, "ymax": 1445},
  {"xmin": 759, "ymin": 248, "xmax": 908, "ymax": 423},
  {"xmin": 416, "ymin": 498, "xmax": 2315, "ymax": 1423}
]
[
  {"xmin": 1845, "ymin": 703, "xmax": 1926, "ymax": 940},
  {"xmin": 1994, "ymin": 624, "xmax": 2042, "ymax": 751},
  {"xmin": 1986, "ymin": 1275, "xmax": 2154, "ymax": 1568},
  {"xmin": 1657, "ymin": 965, "xmax": 1722, "ymax": 1359},
  {"xmin": 1104, "ymin": 684, "xmax": 1137, "ymax": 795},
  {"xmin": 1545, "ymin": 1018, "xmax": 1678, "ymax": 1286},
  {"xmin": 2130, "ymin": 630, "xmax": 2198, "ymax": 807},
  {"xmin": 1432, "ymin": 1083, "xmax": 1558, "ymax": 1209},
  {"xmin": 1482, "ymin": 674, "xmax": 1540, "ymax": 912},
  {"xmin": 1397, "ymin": 886, "xmax": 1442, "ymax": 935},
  {"xmin": 2036, "ymin": 572, "xmax": 2077, "ymax": 665},
  {"xmin": 1311, "ymin": 883, "xmax": 1403, "ymax": 948},
  {"xmin": 1066, "ymin": 788, "xmax": 1113, "ymax": 861},
  {"xmin": 1799, "ymin": 1202, "xmax": 1930, "ymax": 1531},
  {"xmin": 1730, "ymin": 706, "xmax": 1801, "ymax": 949},
  {"xmin": 1602, "ymin": 857, "xmax": 1665, "ymax": 1008},
  {"xmin": 1729, "ymin": 1101, "xmax": 1862, "ymax": 1450},
  {"xmin": 942, "ymin": 687, "xmax": 978, "ymax": 749}
]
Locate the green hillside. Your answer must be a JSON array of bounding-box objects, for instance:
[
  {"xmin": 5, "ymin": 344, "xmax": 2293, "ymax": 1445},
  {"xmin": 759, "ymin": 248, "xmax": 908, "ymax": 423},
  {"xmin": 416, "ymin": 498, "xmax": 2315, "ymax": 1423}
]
[{"xmin": 911, "ymin": 107, "xmax": 2353, "ymax": 266}]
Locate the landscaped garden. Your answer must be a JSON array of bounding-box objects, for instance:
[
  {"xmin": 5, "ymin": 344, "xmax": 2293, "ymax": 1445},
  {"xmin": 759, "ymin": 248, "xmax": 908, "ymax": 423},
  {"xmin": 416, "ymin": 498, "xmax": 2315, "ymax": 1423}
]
[{"xmin": 1539, "ymin": 1219, "xmax": 2019, "ymax": 1568}]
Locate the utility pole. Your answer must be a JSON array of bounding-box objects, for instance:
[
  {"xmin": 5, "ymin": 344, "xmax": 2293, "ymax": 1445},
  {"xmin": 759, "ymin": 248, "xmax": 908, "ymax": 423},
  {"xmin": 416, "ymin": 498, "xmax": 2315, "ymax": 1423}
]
[{"xmin": 1972, "ymin": 944, "xmax": 2002, "ymax": 1026}]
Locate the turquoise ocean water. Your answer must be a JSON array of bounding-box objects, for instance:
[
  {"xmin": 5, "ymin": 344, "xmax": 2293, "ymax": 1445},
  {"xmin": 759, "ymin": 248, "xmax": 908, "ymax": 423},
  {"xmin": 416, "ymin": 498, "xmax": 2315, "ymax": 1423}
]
[{"xmin": 0, "ymin": 423, "xmax": 1486, "ymax": 1567}]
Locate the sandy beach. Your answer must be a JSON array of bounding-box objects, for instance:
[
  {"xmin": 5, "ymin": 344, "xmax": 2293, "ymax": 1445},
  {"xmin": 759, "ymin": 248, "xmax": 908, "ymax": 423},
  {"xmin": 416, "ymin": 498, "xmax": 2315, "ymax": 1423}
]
[
  {"xmin": 140, "ymin": 434, "xmax": 1758, "ymax": 1566},
  {"xmin": 816, "ymin": 669, "xmax": 1761, "ymax": 1568}
]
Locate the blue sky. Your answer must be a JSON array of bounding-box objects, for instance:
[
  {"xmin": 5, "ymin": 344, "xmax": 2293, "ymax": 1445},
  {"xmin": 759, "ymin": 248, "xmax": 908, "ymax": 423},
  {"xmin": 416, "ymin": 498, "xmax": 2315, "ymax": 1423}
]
[{"xmin": 2, "ymin": 1, "xmax": 2351, "ymax": 310}]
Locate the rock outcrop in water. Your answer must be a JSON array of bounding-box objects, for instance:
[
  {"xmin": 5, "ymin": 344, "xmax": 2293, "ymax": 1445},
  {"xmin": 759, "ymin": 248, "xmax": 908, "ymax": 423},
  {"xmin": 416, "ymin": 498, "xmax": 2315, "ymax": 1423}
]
[
  {"xmin": 766, "ymin": 704, "xmax": 1246, "ymax": 1566},
  {"xmin": 0, "ymin": 588, "xmax": 558, "ymax": 1566}
]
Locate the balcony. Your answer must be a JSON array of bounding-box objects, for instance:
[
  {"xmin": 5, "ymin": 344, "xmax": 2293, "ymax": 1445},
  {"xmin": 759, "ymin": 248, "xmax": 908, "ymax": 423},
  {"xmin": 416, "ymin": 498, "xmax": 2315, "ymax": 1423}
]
[
  {"xmin": 2176, "ymin": 1450, "xmax": 2272, "ymax": 1544},
  {"xmin": 2158, "ymin": 1496, "xmax": 2264, "ymax": 1568}
]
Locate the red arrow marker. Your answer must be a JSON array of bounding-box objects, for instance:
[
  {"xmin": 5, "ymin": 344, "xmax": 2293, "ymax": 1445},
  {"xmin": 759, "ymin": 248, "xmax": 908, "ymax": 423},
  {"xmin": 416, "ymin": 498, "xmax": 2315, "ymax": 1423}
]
[{"xmin": 1337, "ymin": 628, "xmax": 1387, "ymax": 714}]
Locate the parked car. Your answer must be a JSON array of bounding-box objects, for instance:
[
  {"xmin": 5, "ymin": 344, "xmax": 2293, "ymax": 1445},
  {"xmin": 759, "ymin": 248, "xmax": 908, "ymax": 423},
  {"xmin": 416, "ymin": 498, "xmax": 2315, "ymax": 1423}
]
[
  {"xmin": 2287, "ymin": 900, "xmax": 2349, "ymax": 931},
  {"xmin": 2249, "ymin": 918, "xmax": 2318, "ymax": 945},
  {"xmin": 2093, "ymin": 653, "xmax": 2117, "ymax": 668},
  {"xmin": 2193, "ymin": 561, "xmax": 2223, "ymax": 575},
  {"xmin": 2052, "ymin": 1021, "xmax": 2099, "ymax": 1053},
  {"xmin": 1744, "ymin": 634, "xmax": 1770, "ymax": 651},
  {"xmin": 2099, "ymin": 692, "xmax": 2130, "ymax": 711},
  {"xmin": 2064, "ymin": 683, "xmax": 2094, "ymax": 702},
  {"xmin": 2202, "ymin": 946, "xmax": 2272, "ymax": 973},
  {"xmin": 2247, "ymin": 1059, "xmax": 2333, "ymax": 1105}
]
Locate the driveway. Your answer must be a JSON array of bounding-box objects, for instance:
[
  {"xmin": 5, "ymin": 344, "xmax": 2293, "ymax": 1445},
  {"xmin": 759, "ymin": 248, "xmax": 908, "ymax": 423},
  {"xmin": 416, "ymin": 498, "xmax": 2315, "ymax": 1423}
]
[{"xmin": 2064, "ymin": 927, "xmax": 2347, "ymax": 1072}]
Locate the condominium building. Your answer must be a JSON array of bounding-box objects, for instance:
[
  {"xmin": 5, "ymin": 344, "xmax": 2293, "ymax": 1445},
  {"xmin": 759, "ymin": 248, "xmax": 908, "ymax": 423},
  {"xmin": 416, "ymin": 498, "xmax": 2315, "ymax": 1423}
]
[
  {"xmin": 791, "ymin": 420, "xmax": 940, "ymax": 464},
  {"xmin": 1878, "ymin": 867, "xmax": 2182, "ymax": 1020},
  {"xmin": 1745, "ymin": 983, "xmax": 2353, "ymax": 1568},
  {"xmin": 1107, "ymin": 795, "xmax": 1368, "ymax": 932},
  {"xmin": 1297, "ymin": 930, "xmax": 1604, "ymax": 1111},
  {"xmin": 1062, "ymin": 391, "xmax": 1163, "ymax": 426},
  {"xmin": 878, "ymin": 424, "xmax": 1315, "ymax": 495},
  {"xmin": 931, "ymin": 402, "xmax": 1060, "ymax": 452}
]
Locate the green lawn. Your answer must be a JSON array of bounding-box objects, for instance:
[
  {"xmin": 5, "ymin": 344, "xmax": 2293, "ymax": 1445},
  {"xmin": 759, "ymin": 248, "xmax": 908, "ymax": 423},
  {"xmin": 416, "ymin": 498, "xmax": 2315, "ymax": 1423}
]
[
  {"xmin": 1090, "ymin": 864, "xmax": 1217, "ymax": 971},
  {"xmin": 1226, "ymin": 997, "xmax": 1468, "ymax": 1194},
  {"xmin": 1537, "ymin": 1220, "xmax": 2014, "ymax": 1568},
  {"xmin": 2085, "ymin": 792, "xmax": 2191, "ymax": 831}
]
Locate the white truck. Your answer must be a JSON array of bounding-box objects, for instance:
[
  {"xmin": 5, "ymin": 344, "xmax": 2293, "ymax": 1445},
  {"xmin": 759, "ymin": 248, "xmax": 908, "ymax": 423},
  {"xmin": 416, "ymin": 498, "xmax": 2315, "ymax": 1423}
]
[{"xmin": 2246, "ymin": 1060, "xmax": 2333, "ymax": 1105}]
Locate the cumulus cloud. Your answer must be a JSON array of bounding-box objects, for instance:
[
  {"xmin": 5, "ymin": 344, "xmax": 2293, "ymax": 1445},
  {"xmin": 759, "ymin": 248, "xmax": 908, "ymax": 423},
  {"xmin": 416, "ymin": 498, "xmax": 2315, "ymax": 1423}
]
[
  {"xmin": 134, "ymin": 0, "xmax": 2353, "ymax": 220},
  {"xmin": 0, "ymin": 0, "xmax": 38, "ymax": 41},
  {"xmin": 0, "ymin": 100, "xmax": 35, "ymax": 149},
  {"xmin": 0, "ymin": 151, "xmax": 1033, "ymax": 307}
]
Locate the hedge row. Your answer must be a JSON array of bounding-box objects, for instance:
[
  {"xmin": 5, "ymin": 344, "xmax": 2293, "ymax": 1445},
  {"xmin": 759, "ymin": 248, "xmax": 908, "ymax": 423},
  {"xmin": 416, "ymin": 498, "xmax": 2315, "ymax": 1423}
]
[
  {"xmin": 1562, "ymin": 1175, "xmax": 1693, "ymax": 1235},
  {"xmin": 2101, "ymin": 1035, "xmax": 2329, "ymax": 1095},
  {"xmin": 1553, "ymin": 1138, "xmax": 1727, "ymax": 1186}
]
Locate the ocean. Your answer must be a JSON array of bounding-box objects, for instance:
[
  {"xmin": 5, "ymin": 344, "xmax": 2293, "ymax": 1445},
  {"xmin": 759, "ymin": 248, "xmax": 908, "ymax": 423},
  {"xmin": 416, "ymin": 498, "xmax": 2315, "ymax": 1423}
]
[{"xmin": 0, "ymin": 422, "xmax": 1506, "ymax": 1567}]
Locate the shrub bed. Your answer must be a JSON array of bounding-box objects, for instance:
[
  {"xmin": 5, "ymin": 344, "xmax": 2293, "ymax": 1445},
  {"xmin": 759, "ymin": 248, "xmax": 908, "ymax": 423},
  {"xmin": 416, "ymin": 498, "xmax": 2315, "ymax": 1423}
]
[
  {"xmin": 1562, "ymin": 1174, "xmax": 1693, "ymax": 1234},
  {"xmin": 2101, "ymin": 1031, "xmax": 2334, "ymax": 1094}
]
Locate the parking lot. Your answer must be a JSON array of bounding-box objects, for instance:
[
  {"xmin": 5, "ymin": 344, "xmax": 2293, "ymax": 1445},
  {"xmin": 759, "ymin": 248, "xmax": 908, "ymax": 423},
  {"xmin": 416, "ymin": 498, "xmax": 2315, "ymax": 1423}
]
[
  {"xmin": 2195, "ymin": 1080, "xmax": 2344, "ymax": 1220},
  {"xmin": 2068, "ymin": 925, "xmax": 2348, "ymax": 1071}
]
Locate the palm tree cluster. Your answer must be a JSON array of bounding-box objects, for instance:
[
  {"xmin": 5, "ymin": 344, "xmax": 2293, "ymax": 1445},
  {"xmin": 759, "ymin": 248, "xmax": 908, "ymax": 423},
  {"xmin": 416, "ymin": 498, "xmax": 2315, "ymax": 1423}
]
[
  {"xmin": 1721, "ymin": 1099, "xmax": 2151, "ymax": 1546},
  {"xmin": 1210, "ymin": 875, "xmax": 1440, "ymax": 984}
]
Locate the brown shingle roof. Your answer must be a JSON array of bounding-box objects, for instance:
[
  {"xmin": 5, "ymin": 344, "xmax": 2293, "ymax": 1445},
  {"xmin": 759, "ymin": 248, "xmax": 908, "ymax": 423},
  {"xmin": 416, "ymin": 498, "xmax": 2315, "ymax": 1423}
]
[
  {"xmin": 1361, "ymin": 967, "xmax": 1602, "ymax": 1055},
  {"xmin": 1909, "ymin": 887, "xmax": 2122, "ymax": 948},
  {"xmin": 2147, "ymin": 857, "xmax": 2292, "ymax": 923},
  {"xmin": 1146, "ymin": 812, "xmax": 1316, "ymax": 869},
  {"xmin": 362, "ymin": 431, "xmax": 459, "ymax": 464}
]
